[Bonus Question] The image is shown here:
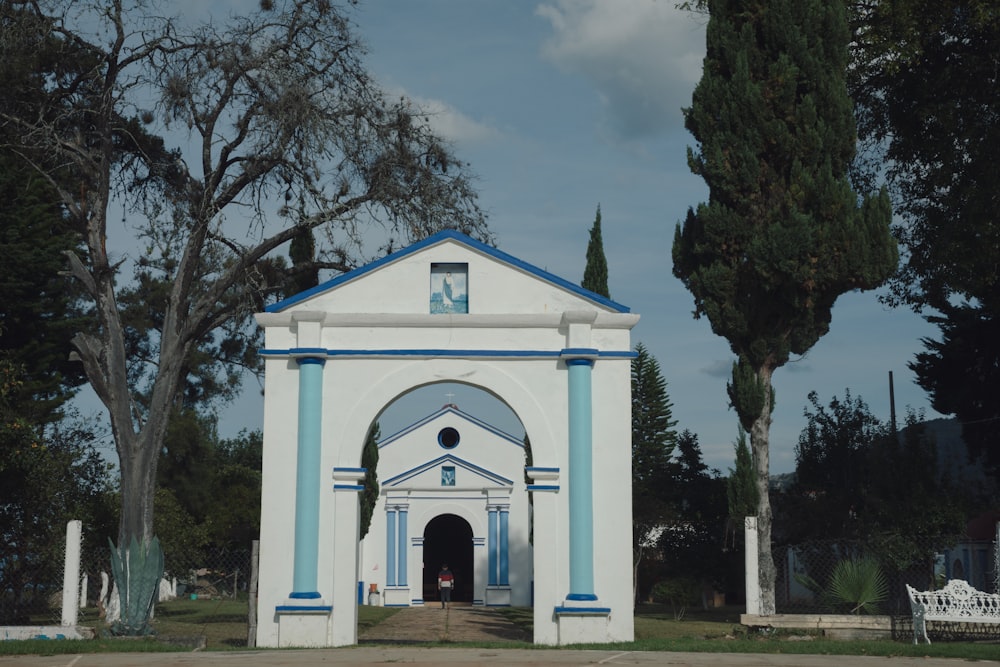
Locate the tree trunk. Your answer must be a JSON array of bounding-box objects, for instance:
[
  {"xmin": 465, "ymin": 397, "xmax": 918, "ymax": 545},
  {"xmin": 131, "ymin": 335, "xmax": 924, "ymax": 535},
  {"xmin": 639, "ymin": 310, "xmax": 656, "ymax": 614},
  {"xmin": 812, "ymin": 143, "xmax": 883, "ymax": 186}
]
[
  {"xmin": 117, "ymin": 438, "xmax": 159, "ymax": 546},
  {"xmin": 750, "ymin": 366, "xmax": 777, "ymax": 615}
]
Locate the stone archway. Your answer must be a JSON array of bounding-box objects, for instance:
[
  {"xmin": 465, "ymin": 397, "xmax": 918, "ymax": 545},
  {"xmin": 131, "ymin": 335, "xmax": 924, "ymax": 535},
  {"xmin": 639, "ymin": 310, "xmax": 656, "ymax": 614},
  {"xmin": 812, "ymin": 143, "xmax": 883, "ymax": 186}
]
[{"xmin": 422, "ymin": 514, "xmax": 474, "ymax": 604}]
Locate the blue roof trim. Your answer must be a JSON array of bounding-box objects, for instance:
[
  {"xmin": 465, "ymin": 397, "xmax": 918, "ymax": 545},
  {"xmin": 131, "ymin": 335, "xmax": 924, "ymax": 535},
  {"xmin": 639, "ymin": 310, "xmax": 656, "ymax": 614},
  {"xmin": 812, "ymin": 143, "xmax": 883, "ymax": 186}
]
[
  {"xmin": 378, "ymin": 405, "xmax": 523, "ymax": 449},
  {"xmin": 527, "ymin": 485, "xmax": 559, "ymax": 492},
  {"xmin": 383, "ymin": 453, "xmax": 513, "ymax": 487},
  {"xmin": 264, "ymin": 229, "xmax": 631, "ymax": 313}
]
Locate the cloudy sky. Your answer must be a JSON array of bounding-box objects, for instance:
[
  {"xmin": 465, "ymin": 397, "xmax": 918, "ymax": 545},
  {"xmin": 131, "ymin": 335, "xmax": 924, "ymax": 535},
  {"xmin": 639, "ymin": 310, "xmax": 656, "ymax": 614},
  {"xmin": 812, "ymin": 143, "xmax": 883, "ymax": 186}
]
[
  {"xmin": 74, "ymin": 0, "xmax": 944, "ymax": 475},
  {"xmin": 337, "ymin": 0, "xmax": 945, "ymax": 475}
]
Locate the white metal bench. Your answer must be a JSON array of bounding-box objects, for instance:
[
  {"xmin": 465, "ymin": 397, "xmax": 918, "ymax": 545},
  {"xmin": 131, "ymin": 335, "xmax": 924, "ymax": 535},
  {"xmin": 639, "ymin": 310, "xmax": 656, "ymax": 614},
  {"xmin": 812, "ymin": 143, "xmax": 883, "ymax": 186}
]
[{"xmin": 905, "ymin": 579, "xmax": 1000, "ymax": 644}]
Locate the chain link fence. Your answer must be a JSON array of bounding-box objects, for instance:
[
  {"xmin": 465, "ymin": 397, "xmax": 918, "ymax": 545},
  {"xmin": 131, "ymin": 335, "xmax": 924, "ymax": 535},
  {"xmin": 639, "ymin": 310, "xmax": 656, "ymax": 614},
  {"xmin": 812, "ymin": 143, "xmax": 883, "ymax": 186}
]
[
  {"xmin": 772, "ymin": 531, "xmax": 999, "ymax": 641},
  {"xmin": 1, "ymin": 524, "xmax": 256, "ymax": 626},
  {"xmin": 0, "ymin": 539, "xmax": 69, "ymax": 625}
]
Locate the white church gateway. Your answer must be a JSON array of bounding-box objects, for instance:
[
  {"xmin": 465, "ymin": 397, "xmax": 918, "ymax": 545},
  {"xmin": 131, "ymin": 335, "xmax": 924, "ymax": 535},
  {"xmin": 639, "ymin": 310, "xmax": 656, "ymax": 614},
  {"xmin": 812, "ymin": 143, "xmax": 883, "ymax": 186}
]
[{"xmin": 253, "ymin": 230, "xmax": 638, "ymax": 647}]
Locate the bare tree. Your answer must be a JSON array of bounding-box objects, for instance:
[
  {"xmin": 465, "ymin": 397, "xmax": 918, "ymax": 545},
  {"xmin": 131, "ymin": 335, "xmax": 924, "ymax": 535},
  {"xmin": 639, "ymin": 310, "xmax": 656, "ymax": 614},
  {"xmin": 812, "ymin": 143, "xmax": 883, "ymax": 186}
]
[{"xmin": 1, "ymin": 0, "xmax": 487, "ymax": 567}]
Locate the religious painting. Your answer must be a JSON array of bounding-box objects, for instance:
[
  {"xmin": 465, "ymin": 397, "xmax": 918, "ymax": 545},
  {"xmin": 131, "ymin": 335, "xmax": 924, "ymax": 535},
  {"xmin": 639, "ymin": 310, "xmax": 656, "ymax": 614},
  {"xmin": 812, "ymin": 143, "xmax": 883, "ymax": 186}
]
[
  {"xmin": 441, "ymin": 466, "xmax": 456, "ymax": 486},
  {"xmin": 430, "ymin": 263, "xmax": 468, "ymax": 314}
]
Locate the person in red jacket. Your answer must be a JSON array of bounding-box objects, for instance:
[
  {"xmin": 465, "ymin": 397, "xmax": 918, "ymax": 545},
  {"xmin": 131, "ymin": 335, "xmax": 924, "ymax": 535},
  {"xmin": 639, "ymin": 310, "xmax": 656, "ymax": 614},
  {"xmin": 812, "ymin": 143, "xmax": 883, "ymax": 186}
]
[{"xmin": 437, "ymin": 564, "xmax": 454, "ymax": 609}]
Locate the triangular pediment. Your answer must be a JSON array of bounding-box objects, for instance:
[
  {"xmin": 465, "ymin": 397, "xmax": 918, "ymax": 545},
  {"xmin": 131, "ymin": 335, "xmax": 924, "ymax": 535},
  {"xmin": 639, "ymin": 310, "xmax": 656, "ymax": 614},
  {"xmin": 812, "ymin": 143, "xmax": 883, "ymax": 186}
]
[
  {"xmin": 376, "ymin": 405, "xmax": 523, "ymax": 490},
  {"xmin": 265, "ymin": 230, "xmax": 629, "ymax": 316},
  {"xmin": 382, "ymin": 453, "xmax": 513, "ymax": 488}
]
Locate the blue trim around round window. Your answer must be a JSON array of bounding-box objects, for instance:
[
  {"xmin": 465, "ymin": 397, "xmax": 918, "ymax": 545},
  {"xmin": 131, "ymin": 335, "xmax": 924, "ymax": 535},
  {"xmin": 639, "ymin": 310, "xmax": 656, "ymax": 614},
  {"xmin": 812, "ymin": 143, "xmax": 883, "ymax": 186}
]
[{"xmin": 438, "ymin": 427, "xmax": 460, "ymax": 449}]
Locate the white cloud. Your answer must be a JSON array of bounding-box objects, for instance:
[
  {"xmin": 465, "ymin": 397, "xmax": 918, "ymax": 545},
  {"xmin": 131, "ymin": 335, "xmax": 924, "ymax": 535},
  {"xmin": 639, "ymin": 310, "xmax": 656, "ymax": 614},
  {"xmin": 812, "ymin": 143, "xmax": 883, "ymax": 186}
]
[
  {"xmin": 536, "ymin": 0, "xmax": 705, "ymax": 140},
  {"xmin": 702, "ymin": 359, "xmax": 734, "ymax": 378},
  {"xmin": 388, "ymin": 88, "xmax": 501, "ymax": 146}
]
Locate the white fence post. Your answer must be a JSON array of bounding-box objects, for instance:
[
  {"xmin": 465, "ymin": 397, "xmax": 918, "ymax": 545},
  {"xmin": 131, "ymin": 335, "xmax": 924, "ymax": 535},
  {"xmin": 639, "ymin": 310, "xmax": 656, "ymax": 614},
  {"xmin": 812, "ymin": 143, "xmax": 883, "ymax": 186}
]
[
  {"xmin": 745, "ymin": 516, "xmax": 761, "ymax": 615},
  {"xmin": 993, "ymin": 521, "xmax": 999, "ymax": 594},
  {"xmin": 61, "ymin": 520, "xmax": 82, "ymax": 626}
]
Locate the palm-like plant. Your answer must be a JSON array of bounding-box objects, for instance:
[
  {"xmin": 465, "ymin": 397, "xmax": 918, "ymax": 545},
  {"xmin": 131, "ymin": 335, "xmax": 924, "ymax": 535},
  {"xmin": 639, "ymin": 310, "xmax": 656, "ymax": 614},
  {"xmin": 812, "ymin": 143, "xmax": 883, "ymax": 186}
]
[{"xmin": 826, "ymin": 556, "xmax": 888, "ymax": 615}]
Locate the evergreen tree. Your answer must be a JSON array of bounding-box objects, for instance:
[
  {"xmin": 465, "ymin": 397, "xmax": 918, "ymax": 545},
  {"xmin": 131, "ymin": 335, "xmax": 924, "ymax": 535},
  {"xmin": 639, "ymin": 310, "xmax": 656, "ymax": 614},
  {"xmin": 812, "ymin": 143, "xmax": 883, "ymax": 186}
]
[
  {"xmin": 673, "ymin": 0, "xmax": 897, "ymax": 613},
  {"xmin": 631, "ymin": 342, "xmax": 678, "ymax": 604},
  {"xmin": 911, "ymin": 304, "xmax": 1000, "ymax": 480},
  {"xmin": 0, "ymin": 2, "xmax": 91, "ymax": 426},
  {"xmin": 660, "ymin": 430, "xmax": 730, "ymax": 601},
  {"xmin": 0, "ymin": 359, "xmax": 112, "ymax": 623},
  {"xmin": 726, "ymin": 425, "xmax": 758, "ymax": 524},
  {"xmin": 848, "ymin": 1, "xmax": 1000, "ymax": 481},
  {"xmin": 288, "ymin": 227, "xmax": 321, "ymax": 297},
  {"xmin": 582, "ymin": 204, "xmax": 610, "ymax": 298},
  {"xmin": 210, "ymin": 429, "xmax": 263, "ymax": 551},
  {"xmin": 632, "ymin": 343, "xmax": 678, "ymax": 486},
  {"xmin": 359, "ymin": 423, "xmax": 380, "ymax": 539}
]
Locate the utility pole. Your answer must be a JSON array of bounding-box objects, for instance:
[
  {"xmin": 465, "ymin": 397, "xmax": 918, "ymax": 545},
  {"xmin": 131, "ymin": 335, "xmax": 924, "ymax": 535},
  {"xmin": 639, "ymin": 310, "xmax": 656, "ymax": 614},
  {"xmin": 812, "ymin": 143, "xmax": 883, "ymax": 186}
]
[{"xmin": 889, "ymin": 370, "xmax": 898, "ymax": 439}]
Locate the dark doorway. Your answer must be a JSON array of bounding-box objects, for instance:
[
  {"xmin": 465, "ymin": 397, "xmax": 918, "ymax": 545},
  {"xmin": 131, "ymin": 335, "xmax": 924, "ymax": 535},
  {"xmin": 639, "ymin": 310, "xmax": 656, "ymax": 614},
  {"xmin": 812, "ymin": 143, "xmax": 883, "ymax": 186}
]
[{"xmin": 423, "ymin": 514, "xmax": 473, "ymax": 603}]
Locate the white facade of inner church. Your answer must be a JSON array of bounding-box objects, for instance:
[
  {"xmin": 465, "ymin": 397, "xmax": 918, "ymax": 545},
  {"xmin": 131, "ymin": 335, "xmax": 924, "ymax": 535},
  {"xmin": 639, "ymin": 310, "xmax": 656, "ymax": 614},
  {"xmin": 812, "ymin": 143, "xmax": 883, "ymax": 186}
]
[{"xmin": 359, "ymin": 404, "xmax": 533, "ymax": 608}]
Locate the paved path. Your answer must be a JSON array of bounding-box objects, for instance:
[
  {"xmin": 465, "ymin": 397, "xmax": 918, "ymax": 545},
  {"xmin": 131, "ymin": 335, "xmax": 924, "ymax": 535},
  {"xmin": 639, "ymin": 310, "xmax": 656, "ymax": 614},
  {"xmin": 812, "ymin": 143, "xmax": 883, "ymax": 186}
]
[{"xmin": 359, "ymin": 604, "xmax": 529, "ymax": 644}]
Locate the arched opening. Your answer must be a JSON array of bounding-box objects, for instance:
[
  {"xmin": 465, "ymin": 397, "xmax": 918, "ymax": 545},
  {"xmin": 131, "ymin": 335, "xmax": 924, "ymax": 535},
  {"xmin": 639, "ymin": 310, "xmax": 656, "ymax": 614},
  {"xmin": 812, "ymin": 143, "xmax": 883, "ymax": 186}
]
[
  {"xmin": 423, "ymin": 514, "xmax": 474, "ymax": 604},
  {"xmin": 375, "ymin": 381, "xmax": 525, "ymax": 442}
]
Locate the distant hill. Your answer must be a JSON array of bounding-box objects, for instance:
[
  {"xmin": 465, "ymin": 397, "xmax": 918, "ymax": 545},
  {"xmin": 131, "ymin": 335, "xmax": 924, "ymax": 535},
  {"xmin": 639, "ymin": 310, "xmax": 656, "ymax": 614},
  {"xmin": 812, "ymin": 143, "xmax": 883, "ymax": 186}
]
[{"xmin": 918, "ymin": 417, "xmax": 993, "ymax": 489}]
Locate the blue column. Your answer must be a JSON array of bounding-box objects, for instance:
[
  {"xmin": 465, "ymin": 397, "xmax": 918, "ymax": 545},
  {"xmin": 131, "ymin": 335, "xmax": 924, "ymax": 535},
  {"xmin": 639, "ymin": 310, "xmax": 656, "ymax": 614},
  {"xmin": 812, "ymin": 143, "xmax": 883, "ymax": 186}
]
[
  {"xmin": 567, "ymin": 357, "xmax": 596, "ymax": 601},
  {"xmin": 397, "ymin": 508, "xmax": 408, "ymax": 587},
  {"xmin": 386, "ymin": 510, "xmax": 397, "ymax": 587},
  {"xmin": 291, "ymin": 356, "xmax": 324, "ymax": 599},
  {"xmin": 488, "ymin": 507, "xmax": 498, "ymax": 586},
  {"xmin": 499, "ymin": 507, "xmax": 510, "ymax": 586}
]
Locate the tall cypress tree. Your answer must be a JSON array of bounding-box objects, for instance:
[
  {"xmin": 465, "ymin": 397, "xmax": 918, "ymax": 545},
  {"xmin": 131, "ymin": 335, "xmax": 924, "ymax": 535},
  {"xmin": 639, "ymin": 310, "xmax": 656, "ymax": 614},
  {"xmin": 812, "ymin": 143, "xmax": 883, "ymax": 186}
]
[
  {"xmin": 673, "ymin": 0, "xmax": 897, "ymax": 613},
  {"xmin": 582, "ymin": 205, "xmax": 610, "ymax": 298},
  {"xmin": 359, "ymin": 423, "xmax": 380, "ymax": 539},
  {"xmin": 726, "ymin": 425, "xmax": 758, "ymax": 528}
]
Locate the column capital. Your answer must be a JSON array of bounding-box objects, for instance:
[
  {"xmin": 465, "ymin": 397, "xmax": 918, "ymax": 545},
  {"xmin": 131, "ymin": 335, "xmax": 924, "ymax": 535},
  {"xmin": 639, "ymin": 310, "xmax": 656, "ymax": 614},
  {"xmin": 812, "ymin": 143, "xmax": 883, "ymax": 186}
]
[
  {"xmin": 561, "ymin": 348, "xmax": 598, "ymax": 363},
  {"xmin": 292, "ymin": 351, "xmax": 326, "ymax": 364}
]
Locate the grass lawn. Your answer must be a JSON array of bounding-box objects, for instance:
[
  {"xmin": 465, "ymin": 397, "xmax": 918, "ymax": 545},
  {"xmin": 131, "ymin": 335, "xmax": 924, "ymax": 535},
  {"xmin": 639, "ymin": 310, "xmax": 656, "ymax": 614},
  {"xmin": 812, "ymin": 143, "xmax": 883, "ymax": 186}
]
[
  {"xmin": 496, "ymin": 604, "xmax": 1000, "ymax": 662},
  {"xmin": 3, "ymin": 599, "xmax": 998, "ymax": 661}
]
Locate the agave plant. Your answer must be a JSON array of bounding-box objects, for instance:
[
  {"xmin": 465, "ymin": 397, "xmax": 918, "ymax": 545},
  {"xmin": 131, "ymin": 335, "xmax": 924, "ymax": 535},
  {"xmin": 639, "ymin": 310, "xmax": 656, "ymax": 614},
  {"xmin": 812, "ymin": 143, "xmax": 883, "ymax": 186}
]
[
  {"xmin": 108, "ymin": 537, "xmax": 164, "ymax": 635},
  {"xmin": 826, "ymin": 556, "xmax": 888, "ymax": 615}
]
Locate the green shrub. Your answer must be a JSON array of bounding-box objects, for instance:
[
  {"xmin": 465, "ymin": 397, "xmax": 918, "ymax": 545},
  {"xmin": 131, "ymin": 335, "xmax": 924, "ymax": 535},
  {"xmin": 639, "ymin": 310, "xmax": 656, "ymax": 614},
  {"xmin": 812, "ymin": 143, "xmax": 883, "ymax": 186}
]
[{"xmin": 650, "ymin": 577, "xmax": 701, "ymax": 609}]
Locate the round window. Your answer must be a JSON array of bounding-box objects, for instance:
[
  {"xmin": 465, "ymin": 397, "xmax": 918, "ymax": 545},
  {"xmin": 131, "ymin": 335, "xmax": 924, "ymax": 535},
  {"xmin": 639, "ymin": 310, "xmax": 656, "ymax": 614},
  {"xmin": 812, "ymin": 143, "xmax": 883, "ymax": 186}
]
[{"xmin": 438, "ymin": 427, "xmax": 460, "ymax": 449}]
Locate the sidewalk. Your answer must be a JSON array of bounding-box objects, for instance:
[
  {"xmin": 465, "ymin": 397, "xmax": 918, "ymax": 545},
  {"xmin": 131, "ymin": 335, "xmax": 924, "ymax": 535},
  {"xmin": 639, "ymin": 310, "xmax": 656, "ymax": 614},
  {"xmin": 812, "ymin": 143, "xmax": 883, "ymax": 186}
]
[
  {"xmin": 1, "ymin": 647, "xmax": 995, "ymax": 666},
  {"xmin": 1, "ymin": 606, "xmax": 997, "ymax": 666}
]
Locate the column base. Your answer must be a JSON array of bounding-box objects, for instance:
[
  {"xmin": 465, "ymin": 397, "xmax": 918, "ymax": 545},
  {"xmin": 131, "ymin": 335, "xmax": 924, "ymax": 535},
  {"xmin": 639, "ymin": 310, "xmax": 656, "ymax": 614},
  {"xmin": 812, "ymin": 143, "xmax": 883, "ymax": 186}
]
[
  {"xmin": 554, "ymin": 597, "xmax": 611, "ymax": 645},
  {"xmin": 382, "ymin": 587, "xmax": 411, "ymax": 607},
  {"xmin": 485, "ymin": 586, "xmax": 512, "ymax": 606},
  {"xmin": 275, "ymin": 601, "xmax": 332, "ymax": 647}
]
